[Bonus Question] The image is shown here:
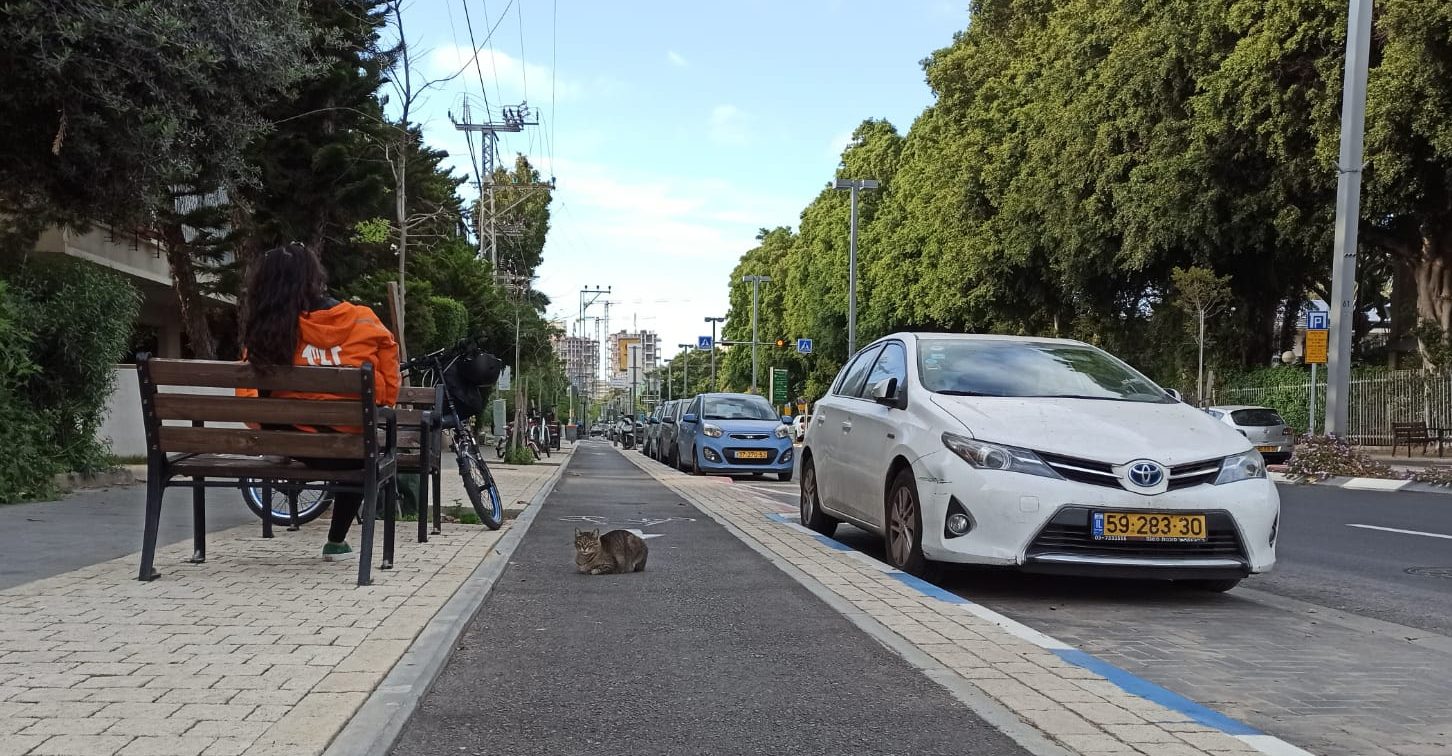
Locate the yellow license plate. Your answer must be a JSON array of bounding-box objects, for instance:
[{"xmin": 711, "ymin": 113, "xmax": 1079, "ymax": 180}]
[
  {"xmin": 1094, "ymin": 511, "xmax": 1207, "ymax": 542},
  {"xmin": 735, "ymin": 450, "xmax": 770, "ymax": 460},
  {"xmin": 1255, "ymin": 445, "xmax": 1278, "ymax": 453}
]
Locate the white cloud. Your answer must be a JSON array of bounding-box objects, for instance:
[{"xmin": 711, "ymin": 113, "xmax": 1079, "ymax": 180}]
[
  {"xmin": 667, "ymin": 50, "xmax": 688, "ymax": 67},
  {"xmin": 709, "ymin": 105, "xmax": 749, "ymax": 146},
  {"xmin": 430, "ymin": 45, "xmax": 583, "ymax": 103}
]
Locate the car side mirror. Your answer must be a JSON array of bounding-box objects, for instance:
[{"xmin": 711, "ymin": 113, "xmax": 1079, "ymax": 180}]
[
  {"xmin": 1165, "ymin": 388, "xmax": 1182, "ymax": 402},
  {"xmin": 872, "ymin": 377, "xmax": 904, "ymax": 408},
  {"xmin": 683, "ymin": 413, "xmax": 698, "ymax": 424},
  {"xmin": 781, "ymin": 415, "xmax": 792, "ymax": 424}
]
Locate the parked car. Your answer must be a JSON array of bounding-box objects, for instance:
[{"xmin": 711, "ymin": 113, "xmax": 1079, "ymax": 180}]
[
  {"xmin": 1204, "ymin": 406, "xmax": 1294, "ymax": 464},
  {"xmin": 588, "ymin": 424, "xmax": 604, "ymax": 438},
  {"xmin": 674, "ymin": 393, "xmax": 794, "ymax": 481},
  {"xmin": 659, "ymin": 399, "xmax": 687, "ymax": 466},
  {"xmin": 800, "ymin": 333, "xmax": 1278, "ymax": 591},
  {"xmin": 792, "ymin": 414, "xmax": 811, "ymax": 442},
  {"xmin": 643, "ymin": 404, "xmax": 665, "ymax": 458}
]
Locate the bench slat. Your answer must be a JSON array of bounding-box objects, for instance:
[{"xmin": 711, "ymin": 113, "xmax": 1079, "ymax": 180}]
[
  {"xmin": 393, "ymin": 409, "xmax": 427, "ymax": 426},
  {"xmin": 145, "ymin": 359, "xmax": 365, "ymax": 394},
  {"xmin": 170, "ymin": 455, "xmax": 366, "ymax": 482},
  {"xmin": 158, "ymin": 427, "xmax": 365, "ymax": 459},
  {"xmin": 397, "ymin": 386, "xmax": 439, "ymax": 405},
  {"xmin": 152, "ymin": 395, "xmax": 364, "ymax": 426}
]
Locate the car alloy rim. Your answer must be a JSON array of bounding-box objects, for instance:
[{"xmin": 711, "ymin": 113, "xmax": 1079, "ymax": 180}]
[
  {"xmin": 890, "ymin": 487, "xmax": 915, "ymax": 566},
  {"xmin": 801, "ymin": 465, "xmax": 816, "ymax": 522}
]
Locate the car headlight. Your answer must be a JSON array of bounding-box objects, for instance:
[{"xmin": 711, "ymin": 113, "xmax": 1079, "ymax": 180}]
[
  {"xmin": 774, "ymin": 425, "xmax": 791, "ymax": 439},
  {"xmin": 703, "ymin": 423, "xmax": 724, "ymax": 438},
  {"xmin": 1213, "ymin": 449, "xmax": 1266, "ymax": 485},
  {"xmin": 941, "ymin": 432, "xmax": 1062, "ymax": 479}
]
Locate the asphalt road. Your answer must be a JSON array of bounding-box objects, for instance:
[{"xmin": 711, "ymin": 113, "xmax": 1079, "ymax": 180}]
[
  {"xmin": 0, "ymin": 484, "xmax": 258, "ymax": 590},
  {"xmin": 390, "ymin": 442, "xmax": 1030, "ymax": 756},
  {"xmin": 736, "ymin": 472, "xmax": 1452, "ymax": 756}
]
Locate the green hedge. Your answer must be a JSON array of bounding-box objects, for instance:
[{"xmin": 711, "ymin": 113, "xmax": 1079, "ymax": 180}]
[{"xmin": 0, "ymin": 257, "xmax": 141, "ymax": 502}]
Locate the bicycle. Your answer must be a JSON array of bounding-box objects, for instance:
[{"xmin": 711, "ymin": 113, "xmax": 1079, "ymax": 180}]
[
  {"xmin": 496, "ymin": 423, "xmax": 543, "ymax": 460},
  {"xmin": 401, "ymin": 339, "xmax": 505, "ymax": 530}
]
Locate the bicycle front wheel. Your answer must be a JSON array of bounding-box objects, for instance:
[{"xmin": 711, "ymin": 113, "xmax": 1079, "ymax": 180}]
[
  {"xmin": 456, "ymin": 433, "xmax": 504, "ymax": 529},
  {"xmin": 241, "ymin": 480, "xmax": 334, "ymax": 526}
]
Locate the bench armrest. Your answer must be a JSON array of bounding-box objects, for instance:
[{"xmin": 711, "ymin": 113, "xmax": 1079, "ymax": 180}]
[{"xmin": 376, "ymin": 407, "xmax": 399, "ymax": 453}]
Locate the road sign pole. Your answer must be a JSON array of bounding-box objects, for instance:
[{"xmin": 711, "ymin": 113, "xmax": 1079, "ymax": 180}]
[{"xmin": 1309, "ymin": 363, "xmax": 1318, "ymax": 436}]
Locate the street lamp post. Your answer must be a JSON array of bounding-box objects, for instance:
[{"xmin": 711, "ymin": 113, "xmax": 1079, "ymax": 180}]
[
  {"xmin": 677, "ymin": 343, "xmax": 692, "ymax": 398},
  {"xmin": 833, "ymin": 178, "xmax": 879, "ymax": 355},
  {"xmin": 740, "ymin": 275, "xmax": 771, "ymax": 392},
  {"xmin": 704, "ymin": 316, "xmax": 726, "ymax": 391},
  {"xmin": 1325, "ymin": 0, "xmax": 1374, "ymax": 436}
]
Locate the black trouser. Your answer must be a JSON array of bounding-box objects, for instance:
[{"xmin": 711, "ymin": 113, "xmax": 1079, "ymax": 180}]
[{"xmin": 295, "ymin": 457, "xmax": 364, "ymax": 543}]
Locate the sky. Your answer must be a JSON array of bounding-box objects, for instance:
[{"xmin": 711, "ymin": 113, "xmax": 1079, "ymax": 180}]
[{"xmin": 400, "ymin": 0, "xmax": 968, "ymax": 364}]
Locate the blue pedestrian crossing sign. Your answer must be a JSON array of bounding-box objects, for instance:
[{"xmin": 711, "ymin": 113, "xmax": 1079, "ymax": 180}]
[
  {"xmin": 1307, "ymin": 310, "xmax": 1329, "ymax": 330},
  {"xmin": 697, "ymin": 335, "xmax": 713, "ymax": 349},
  {"xmin": 796, "ymin": 338, "xmax": 813, "ymax": 354}
]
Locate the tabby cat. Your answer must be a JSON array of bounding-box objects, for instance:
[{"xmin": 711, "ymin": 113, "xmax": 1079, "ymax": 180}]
[{"xmin": 574, "ymin": 528, "xmax": 648, "ymax": 574}]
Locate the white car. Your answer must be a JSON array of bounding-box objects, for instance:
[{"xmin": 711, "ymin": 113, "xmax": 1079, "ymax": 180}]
[
  {"xmin": 799, "ymin": 333, "xmax": 1278, "ymax": 591},
  {"xmin": 792, "ymin": 414, "xmax": 810, "ymax": 442},
  {"xmin": 1203, "ymin": 406, "xmax": 1294, "ymax": 464}
]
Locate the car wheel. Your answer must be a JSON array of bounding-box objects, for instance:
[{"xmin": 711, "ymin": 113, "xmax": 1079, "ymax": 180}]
[
  {"xmin": 798, "ymin": 458, "xmax": 836, "ymax": 536},
  {"xmin": 1183, "ymin": 578, "xmax": 1241, "ymax": 593},
  {"xmin": 689, "ymin": 446, "xmax": 700, "ymax": 475},
  {"xmin": 885, "ymin": 470, "xmax": 929, "ymax": 577}
]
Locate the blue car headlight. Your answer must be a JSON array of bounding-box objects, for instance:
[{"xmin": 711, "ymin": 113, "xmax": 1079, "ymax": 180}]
[
  {"xmin": 941, "ymin": 432, "xmax": 1062, "ymax": 480},
  {"xmin": 1213, "ymin": 450, "xmax": 1266, "ymax": 484},
  {"xmin": 774, "ymin": 425, "xmax": 791, "ymax": 439},
  {"xmin": 703, "ymin": 423, "xmax": 724, "ymax": 439}
]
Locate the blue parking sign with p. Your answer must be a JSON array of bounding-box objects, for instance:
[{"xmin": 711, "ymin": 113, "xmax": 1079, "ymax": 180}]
[
  {"xmin": 697, "ymin": 336, "xmax": 713, "ymax": 349},
  {"xmin": 1307, "ymin": 311, "xmax": 1329, "ymax": 330},
  {"xmin": 797, "ymin": 338, "xmax": 813, "ymax": 354}
]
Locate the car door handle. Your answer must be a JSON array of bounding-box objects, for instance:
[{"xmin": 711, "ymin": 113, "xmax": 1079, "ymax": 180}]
[{"xmin": 841, "ymin": 421, "xmax": 852, "ymax": 432}]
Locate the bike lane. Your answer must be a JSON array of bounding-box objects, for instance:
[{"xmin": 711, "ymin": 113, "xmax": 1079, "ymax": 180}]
[{"xmin": 389, "ymin": 442, "xmax": 1031, "ymax": 756}]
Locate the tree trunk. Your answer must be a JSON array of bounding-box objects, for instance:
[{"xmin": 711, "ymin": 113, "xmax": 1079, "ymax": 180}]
[
  {"xmin": 1388, "ymin": 258, "xmax": 1417, "ymax": 368},
  {"xmin": 161, "ymin": 224, "xmax": 217, "ymax": 359},
  {"xmin": 1413, "ymin": 225, "xmax": 1452, "ymax": 334},
  {"xmin": 1277, "ymin": 294, "xmax": 1304, "ymax": 358}
]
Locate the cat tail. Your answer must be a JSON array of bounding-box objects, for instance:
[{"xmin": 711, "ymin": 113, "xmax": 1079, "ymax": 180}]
[{"xmin": 634, "ymin": 549, "xmax": 647, "ymax": 572}]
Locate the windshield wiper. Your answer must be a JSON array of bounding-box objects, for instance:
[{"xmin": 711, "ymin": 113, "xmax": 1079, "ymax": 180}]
[{"xmin": 934, "ymin": 389, "xmax": 1002, "ymax": 397}]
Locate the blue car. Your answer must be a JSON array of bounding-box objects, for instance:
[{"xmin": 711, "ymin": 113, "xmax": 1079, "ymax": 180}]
[{"xmin": 674, "ymin": 392, "xmax": 795, "ymax": 481}]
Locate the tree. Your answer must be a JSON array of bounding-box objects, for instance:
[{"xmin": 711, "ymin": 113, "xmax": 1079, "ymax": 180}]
[{"xmin": 1171, "ymin": 266, "xmax": 1233, "ymax": 404}]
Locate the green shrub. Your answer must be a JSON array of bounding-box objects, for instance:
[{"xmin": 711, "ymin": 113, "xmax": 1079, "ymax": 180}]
[
  {"xmin": 0, "ymin": 257, "xmax": 141, "ymax": 502},
  {"xmin": 427, "ymin": 296, "xmax": 468, "ymax": 352},
  {"xmin": 1285, "ymin": 435, "xmax": 1399, "ymax": 481},
  {"xmin": 504, "ymin": 443, "xmax": 536, "ymax": 465}
]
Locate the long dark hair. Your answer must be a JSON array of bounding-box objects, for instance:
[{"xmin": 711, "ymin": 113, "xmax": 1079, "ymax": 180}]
[{"xmin": 242, "ymin": 243, "xmax": 327, "ymax": 366}]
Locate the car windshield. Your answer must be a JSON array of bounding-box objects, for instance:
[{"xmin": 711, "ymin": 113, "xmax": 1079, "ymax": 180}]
[
  {"xmin": 917, "ymin": 339, "xmax": 1171, "ymax": 403},
  {"xmin": 702, "ymin": 395, "xmax": 779, "ymax": 420},
  {"xmin": 1230, "ymin": 409, "xmax": 1284, "ymax": 427}
]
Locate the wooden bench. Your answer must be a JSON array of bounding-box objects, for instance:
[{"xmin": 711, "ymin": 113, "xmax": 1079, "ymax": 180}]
[
  {"xmin": 1392, "ymin": 421, "xmax": 1430, "ymax": 457},
  {"xmin": 136, "ymin": 356, "xmax": 399, "ymax": 586},
  {"xmin": 395, "ymin": 385, "xmax": 444, "ymax": 542}
]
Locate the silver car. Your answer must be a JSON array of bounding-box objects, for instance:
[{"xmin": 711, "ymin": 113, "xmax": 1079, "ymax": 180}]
[{"xmin": 1204, "ymin": 405, "xmax": 1294, "ymax": 463}]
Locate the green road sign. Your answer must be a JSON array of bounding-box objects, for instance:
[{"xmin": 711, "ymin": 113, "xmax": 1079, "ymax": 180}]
[{"xmin": 770, "ymin": 368, "xmax": 789, "ymax": 405}]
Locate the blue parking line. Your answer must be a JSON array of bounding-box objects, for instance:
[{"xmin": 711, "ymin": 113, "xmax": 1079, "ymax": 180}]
[
  {"xmin": 762, "ymin": 512, "xmax": 1266, "ymax": 740},
  {"xmin": 1051, "ymin": 649, "xmax": 1263, "ymax": 736}
]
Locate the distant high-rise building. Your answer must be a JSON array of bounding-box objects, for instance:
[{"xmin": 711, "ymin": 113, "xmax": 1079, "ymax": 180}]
[
  {"xmin": 552, "ymin": 335, "xmax": 600, "ymax": 399},
  {"xmin": 607, "ymin": 330, "xmax": 660, "ymax": 377}
]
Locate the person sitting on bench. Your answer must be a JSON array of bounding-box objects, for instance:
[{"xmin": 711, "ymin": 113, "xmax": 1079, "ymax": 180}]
[{"xmin": 239, "ymin": 242, "xmax": 400, "ymax": 561}]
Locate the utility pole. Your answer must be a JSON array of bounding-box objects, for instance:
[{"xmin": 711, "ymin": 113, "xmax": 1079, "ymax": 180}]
[
  {"xmin": 1325, "ymin": 0, "xmax": 1373, "ymax": 437},
  {"xmin": 741, "ymin": 275, "xmax": 771, "ymax": 392},
  {"xmin": 705, "ymin": 316, "xmax": 726, "ymax": 391},
  {"xmin": 449, "ymin": 101, "xmax": 544, "ymax": 272},
  {"xmin": 833, "ymin": 178, "xmax": 879, "ymax": 355}
]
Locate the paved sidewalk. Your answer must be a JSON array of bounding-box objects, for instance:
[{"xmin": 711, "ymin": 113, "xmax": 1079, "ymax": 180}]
[
  {"xmin": 619, "ymin": 451, "xmax": 1286, "ymax": 756},
  {"xmin": 390, "ymin": 441, "xmax": 1032, "ymax": 756},
  {"xmin": 0, "ymin": 447, "xmax": 570, "ymax": 756}
]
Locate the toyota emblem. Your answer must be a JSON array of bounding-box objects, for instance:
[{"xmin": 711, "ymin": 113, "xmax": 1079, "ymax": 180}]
[{"xmin": 1127, "ymin": 461, "xmax": 1164, "ymax": 488}]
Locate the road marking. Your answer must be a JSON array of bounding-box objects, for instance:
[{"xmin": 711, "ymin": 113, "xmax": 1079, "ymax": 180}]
[
  {"xmin": 1347, "ymin": 523, "xmax": 1452, "ymax": 540},
  {"xmin": 760, "ymin": 511, "xmax": 1319, "ymax": 756},
  {"xmin": 739, "ymin": 484, "xmax": 796, "ymax": 499}
]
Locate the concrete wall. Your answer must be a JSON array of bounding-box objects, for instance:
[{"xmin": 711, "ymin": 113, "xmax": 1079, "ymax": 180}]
[{"xmin": 100, "ymin": 366, "xmax": 240, "ymax": 459}]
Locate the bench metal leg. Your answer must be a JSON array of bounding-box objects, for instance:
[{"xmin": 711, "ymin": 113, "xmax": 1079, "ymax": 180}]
[
  {"xmin": 382, "ymin": 479, "xmax": 396, "ymax": 570},
  {"xmin": 138, "ymin": 475, "xmax": 164, "ymax": 581},
  {"xmin": 189, "ymin": 478, "xmax": 206, "ymax": 563},
  {"xmin": 357, "ymin": 475, "xmax": 377, "ymax": 587},
  {"xmin": 431, "ymin": 462, "xmax": 443, "ymax": 535},
  {"xmin": 261, "ymin": 482, "xmax": 275, "ymax": 539}
]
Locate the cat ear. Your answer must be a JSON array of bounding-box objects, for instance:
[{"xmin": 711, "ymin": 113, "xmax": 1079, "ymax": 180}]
[
  {"xmin": 592, "ymin": 528, "xmax": 600, "ymax": 536},
  {"xmin": 574, "ymin": 528, "xmax": 582, "ymax": 537}
]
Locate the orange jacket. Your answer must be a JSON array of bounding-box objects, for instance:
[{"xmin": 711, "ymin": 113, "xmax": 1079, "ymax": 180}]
[{"xmin": 239, "ymin": 301, "xmax": 400, "ymax": 433}]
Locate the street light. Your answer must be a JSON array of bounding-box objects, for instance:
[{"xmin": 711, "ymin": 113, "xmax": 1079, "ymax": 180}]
[
  {"xmin": 833, "ymin": 178, "xmax": 879, "ymax": 355},
  {"xmin": 677, "ymin": 343, "xmax": 693, "ymax": 397},
  {"xmin": 704, "ymin": 316, "xmax": 726, "ymax": 391},
  {"xmin": 741, "ymin": 275, "xmax": 771, "ymax": 391}
]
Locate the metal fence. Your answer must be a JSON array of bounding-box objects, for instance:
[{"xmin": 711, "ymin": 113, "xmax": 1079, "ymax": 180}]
[{"xmin": 1216, "ymin": 370, "xmax": 1452, "ymax": 446}]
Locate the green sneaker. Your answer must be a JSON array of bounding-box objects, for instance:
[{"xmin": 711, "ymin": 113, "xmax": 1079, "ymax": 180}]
[{"xmin": 322, "ymin": 541, "xmax": 354, "ymax": 561}]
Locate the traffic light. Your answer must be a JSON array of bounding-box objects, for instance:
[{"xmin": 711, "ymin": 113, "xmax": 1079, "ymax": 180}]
[{"xmin": 775, "ymin": 338, "xmax": 787, "ymax": 348}]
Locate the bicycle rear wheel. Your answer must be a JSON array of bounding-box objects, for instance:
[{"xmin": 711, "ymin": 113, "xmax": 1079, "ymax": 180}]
[
  {"xmin": 456, "ymin": 432, "xmax": 504, "ymax": 529},
  {"xmin": 241, "ymin": 480, "xmax": 333, "ymax": 526}
]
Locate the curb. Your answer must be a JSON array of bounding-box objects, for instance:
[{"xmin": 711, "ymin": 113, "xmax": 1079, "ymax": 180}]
[
  {"xmin": 53, "ymin": 467, "xmax": 136, "ymax": 492},
  {"xmin": 1271, "ymin": 471, "xmax": 1452, "ymax": 496},
  {"xmin": 323, "ymin": 451, "xmax": 573, "ymax": 756}
]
